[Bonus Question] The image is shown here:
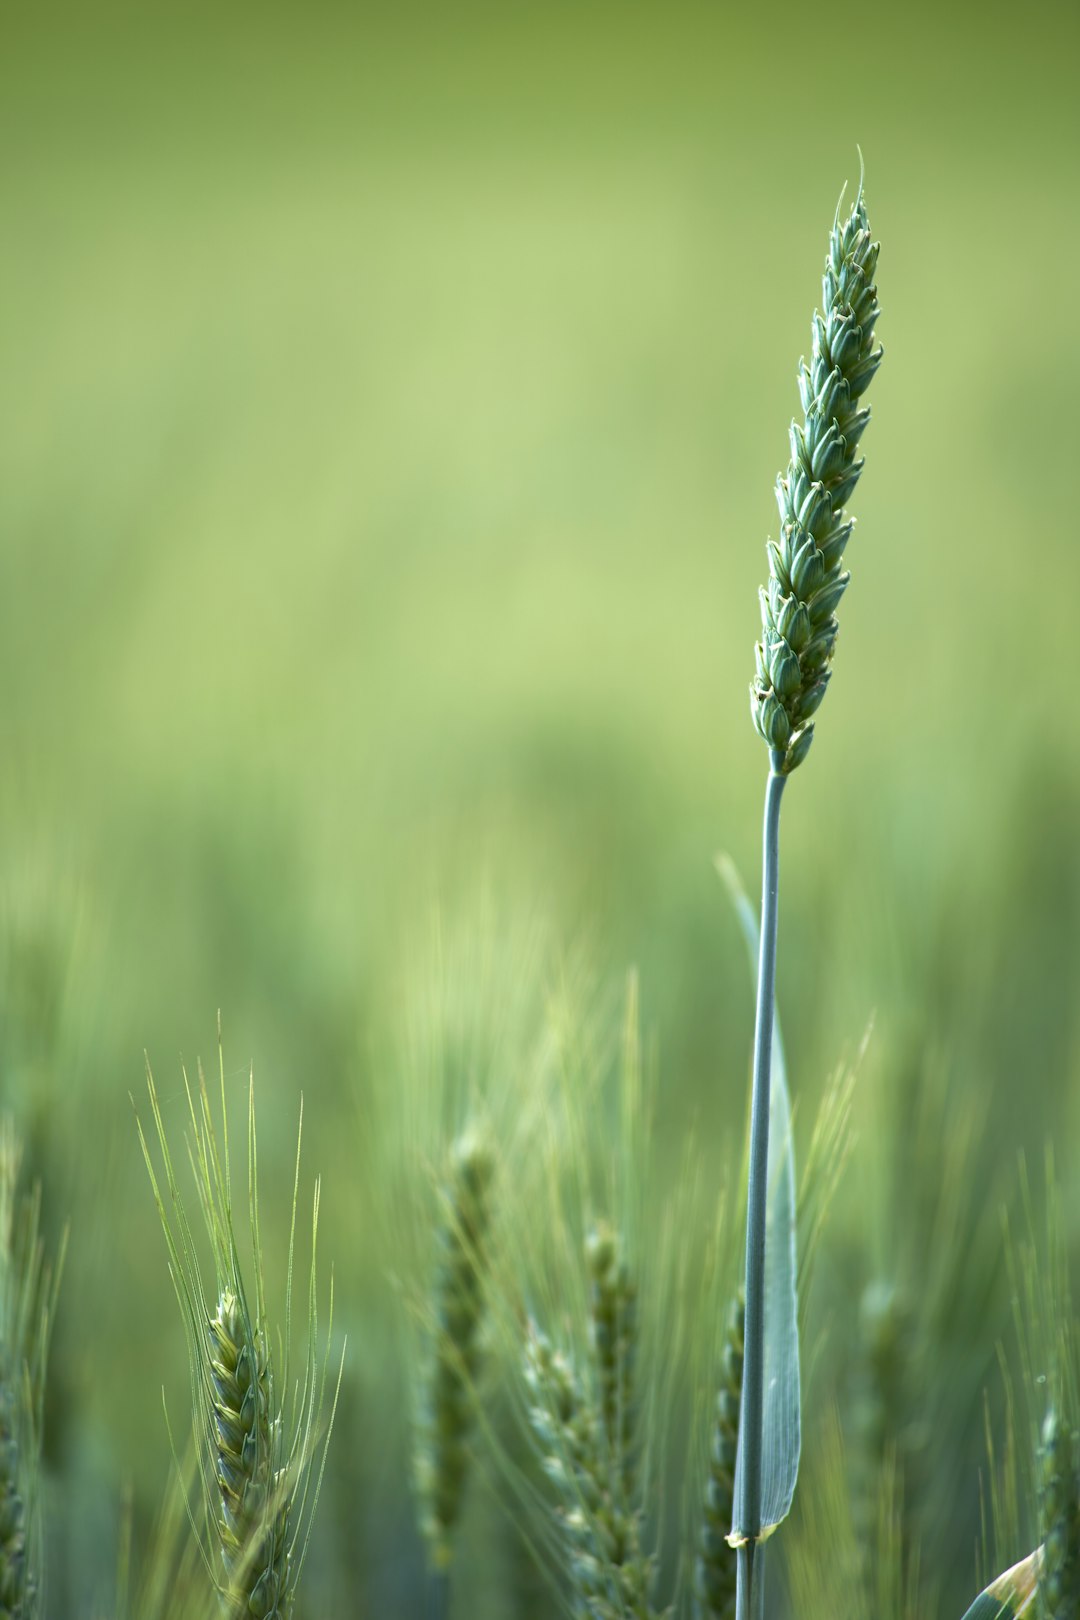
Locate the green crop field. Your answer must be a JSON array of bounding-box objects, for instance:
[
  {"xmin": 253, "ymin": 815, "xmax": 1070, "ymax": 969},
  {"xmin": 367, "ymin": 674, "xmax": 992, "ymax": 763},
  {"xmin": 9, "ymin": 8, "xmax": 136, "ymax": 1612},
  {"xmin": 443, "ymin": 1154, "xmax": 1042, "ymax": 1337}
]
[{"xmin": 2, "ymin": 2, "xmax": 1079, "ymax": 1615}]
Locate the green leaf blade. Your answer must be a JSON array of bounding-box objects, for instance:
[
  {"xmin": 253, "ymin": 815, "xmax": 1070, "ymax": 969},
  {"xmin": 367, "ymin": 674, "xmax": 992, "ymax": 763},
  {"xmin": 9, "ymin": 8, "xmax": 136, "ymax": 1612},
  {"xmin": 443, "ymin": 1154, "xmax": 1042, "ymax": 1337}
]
[{"xmin": 717, "ymin": 855, "xmax": 802, "ymax": 1538}]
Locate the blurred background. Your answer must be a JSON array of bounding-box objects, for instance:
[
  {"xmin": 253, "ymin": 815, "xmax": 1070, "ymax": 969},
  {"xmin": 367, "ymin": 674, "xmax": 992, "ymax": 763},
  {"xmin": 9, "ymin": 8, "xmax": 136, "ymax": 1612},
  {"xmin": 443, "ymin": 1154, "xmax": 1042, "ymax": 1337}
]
[{"xmin": 2, "ymin": 1, "xmax": 1079, "ymax": 1614}]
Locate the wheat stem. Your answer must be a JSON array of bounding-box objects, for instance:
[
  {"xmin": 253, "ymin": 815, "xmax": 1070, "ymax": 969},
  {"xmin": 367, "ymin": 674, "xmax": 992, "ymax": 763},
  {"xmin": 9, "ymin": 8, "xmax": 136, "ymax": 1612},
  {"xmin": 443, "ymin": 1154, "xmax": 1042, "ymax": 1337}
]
[{"xmin": 736, "ymin": 756, "xmax": 786, "ymax": 1620}]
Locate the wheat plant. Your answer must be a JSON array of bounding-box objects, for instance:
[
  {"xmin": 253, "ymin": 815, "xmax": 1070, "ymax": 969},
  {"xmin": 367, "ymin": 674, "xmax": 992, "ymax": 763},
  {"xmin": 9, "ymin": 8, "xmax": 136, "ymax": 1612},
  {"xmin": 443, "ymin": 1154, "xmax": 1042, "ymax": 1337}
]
[
  {"xmin": 138, "ymin": 1048, "xmax": 340, "ymax": 1618},
  {"xmin": 524, "ymin": 1227, "xmax": 658, "ymax": 1620},
  {"xmin": 735, "ymin": 173, "xmax": 882, "ymax": 1620},
  {"xmin": 0, "ymin": 1121, "xmax": 63, "ymax": 1620}
]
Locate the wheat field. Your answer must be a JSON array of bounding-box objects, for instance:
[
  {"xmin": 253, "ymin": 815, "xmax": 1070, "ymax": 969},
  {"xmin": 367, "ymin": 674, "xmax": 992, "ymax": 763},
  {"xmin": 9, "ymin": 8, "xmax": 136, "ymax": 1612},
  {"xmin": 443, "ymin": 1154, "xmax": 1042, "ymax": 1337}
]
[{"xmin": 2, "ymin": 2, "xmax": 1080, "ymax": 1615}]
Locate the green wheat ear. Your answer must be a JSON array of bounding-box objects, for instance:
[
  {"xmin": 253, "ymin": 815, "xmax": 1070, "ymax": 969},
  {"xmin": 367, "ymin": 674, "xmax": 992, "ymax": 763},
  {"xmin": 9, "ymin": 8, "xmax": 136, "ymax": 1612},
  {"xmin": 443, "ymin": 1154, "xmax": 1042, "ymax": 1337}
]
[
  {"xmin": 524, "ymin": 1219, "xmax": 659, "ymax": 1620},
  {"xmin": 138, "ymin": 1049, "xmax": 341, "ymax": 1619},
  {"xmin": 1038, "ymin": 1409, "xmax": 1080, "ymax": 1619},
  {"xmin": 415, "ymin": 1127, "xmax": 495, "ymax": 1570},
  {"xmin": 751, "ymin": 184, "xmax": 883, "ymax": 773},
  {"xmin": 586, "ymin": 1222, "xmax": 638, "ymax": 1500},
  {"xmin": 0, "ymin": 1122, "xmax": 63, "ymax": 1620},
  {"xmin": 524, "ymin": 1321, "xmax": 658, "ymax": 1620}
]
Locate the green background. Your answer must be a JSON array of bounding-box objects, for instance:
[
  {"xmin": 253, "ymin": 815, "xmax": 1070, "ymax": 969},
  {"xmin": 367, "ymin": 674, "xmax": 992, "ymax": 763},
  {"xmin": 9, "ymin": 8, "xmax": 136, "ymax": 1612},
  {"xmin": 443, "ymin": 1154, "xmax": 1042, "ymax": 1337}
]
[{"xmin": 2, "ymin": 2, "xmax": 1079, "ymax": 1613}]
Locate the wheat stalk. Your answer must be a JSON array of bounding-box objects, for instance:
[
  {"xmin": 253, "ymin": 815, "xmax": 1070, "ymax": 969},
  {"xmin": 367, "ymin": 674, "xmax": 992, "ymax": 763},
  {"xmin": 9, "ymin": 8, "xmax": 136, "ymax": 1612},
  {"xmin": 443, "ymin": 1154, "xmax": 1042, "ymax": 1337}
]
[{"xmin": 106, "ymin": 1458, "xmax": 212, "ymax": 1620}]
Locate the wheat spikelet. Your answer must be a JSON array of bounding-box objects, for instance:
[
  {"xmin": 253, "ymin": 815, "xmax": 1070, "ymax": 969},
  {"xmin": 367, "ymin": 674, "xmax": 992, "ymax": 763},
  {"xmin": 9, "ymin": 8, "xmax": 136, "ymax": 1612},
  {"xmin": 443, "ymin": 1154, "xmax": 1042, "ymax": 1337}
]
[
  {"xmin": 525, "ymin": 1330, "xmax": 605, "ymax": 1575},
  {"xmin": 207, "ymin": 1288, "xmax": 290, "ymax": 1615},
  {"xmin": 524, "ymin": 1212, "xmax": 659, "ymax": 1620},
  {"xmin": 848, "ymin": 1281, "xmax": 916, "ymax": 1572},
  {"xmin": 751, "ymin": 182, "xmax": 882, "ymax": 773},
  {"xmin": 416, "ymin": 1128, "xmax": 495, "ymax": 1569},
  {"xmin": 1038, "ymin": 1409, "xmax": 1080, "ymax": 1620},
  {"xmin": 524, "ymin": 1324, "xmax": 656, "ymax": 1620},
  {"xmin": 0, "ymin": 1377, "xmax": 28, "ymax": 1620},
  {"xmin": 695, "ymin": 1292, "xmax": 744, "ymax": 1620},
  {"xmin": 586, "ymin": 1223, "xmax": 638, "ymax": 1499}
]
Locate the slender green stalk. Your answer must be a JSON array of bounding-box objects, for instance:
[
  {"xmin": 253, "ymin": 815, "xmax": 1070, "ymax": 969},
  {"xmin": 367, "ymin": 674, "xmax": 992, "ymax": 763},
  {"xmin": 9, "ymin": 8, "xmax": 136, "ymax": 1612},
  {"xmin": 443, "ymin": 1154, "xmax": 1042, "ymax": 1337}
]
[{"xmin": 735, "ymin": 757, "xmax": 786, "ymax": 1620}]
